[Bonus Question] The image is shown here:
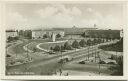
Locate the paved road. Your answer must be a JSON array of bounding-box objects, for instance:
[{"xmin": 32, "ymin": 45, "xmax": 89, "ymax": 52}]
[{"xmin": 6, "ymin": 40, "xmax": 118, "ymax": 75}]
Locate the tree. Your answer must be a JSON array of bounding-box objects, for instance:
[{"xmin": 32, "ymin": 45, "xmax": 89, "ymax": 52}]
[
  {"xmin": 93, "ymin": 38, "xmax": 97, "ymax": 45},
  {"xmin": 50, "ymin": 47, "xmax": 53, "ymax": 50},
  {"xmin": 14, "ymin": 37, "xmax": 19, "ymax": 40},
  {"xmin": 72, "ymin": 40, "xmax": 79, "ymax": 48},
  {"xmin": 81, "ymin": 32, "xmax": 86, "ymax": 37},
  {"xmin": 64, "ymin": 42, "xmax": 72, "ymax": 50},
  {"xmin": 79, "ymin": 39, "xmax": 86, "ymax": 47},
  {"xmin": 97, "ymin": 38, "xmax": 102, "ymax": 44},
  {"xmin": 56, "ymin": 33, "xmax": 61, "ymax": 38},
  {"xmin": 109, "ymin": 56, "xmax": 123, "ymax": 75},
  {"xmin": 87, "ymin": 39, "xmax": 92, "ymax": 46},
  {"xmin": 7, "ymin": 36, "xmax": 19, "ymax": 42},
  {"xmin": 53, "ymin": 45, "xmax": 60, "ymax": 52},
  {"xmin": 94, "ymin": 34, "xmax": 98, "ymax": 38},
  {"xmin": 98, "ymin": 38, "xmax": 123, "ymax": 52},
  {"xmin": 7, "ymin": 36, "xmax": 13, "ymax": 42},
  {"xmin": 101, "ymin": 38, "xmax": 105, "ymax": 43},
  {"xmin": 33, "ymin": 47, "xmax": 37, "ymax": 53},
  {"xmin": 61, "ymin": 45, "xmax": 65, "ymax": 51},
  {"xmin": 43, "ymin": 34, "xmax": 48, "ymax": 39}
]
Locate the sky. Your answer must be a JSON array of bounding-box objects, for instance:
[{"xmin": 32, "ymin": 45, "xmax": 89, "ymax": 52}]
[{"xmin": 4, "ymin": 2, "xmax": 126, "ymax": 30}]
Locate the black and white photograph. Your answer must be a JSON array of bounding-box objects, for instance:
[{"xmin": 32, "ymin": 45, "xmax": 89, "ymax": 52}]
[{"xmin": 1, "ymin": 1, "xmax": 126, "ymax": 78}]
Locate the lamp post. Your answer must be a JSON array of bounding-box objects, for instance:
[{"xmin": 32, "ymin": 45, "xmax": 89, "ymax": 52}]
[
  {"xmin": 26, "ymin": 45, "xmax": 29, "ymax": 60},
  {"xmin": 60, "ymin": 45, "xmax": 63, "ymax": 76},
  {"xmin": 88, "ymin": 45, "xmax": 90, "ymax": 61}
]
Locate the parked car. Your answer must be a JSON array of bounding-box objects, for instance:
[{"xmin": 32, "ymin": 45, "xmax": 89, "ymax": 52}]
[
  {"xmin": 79, "ymin": 61, "xmax": 85, "ymax": 64},
  {"xmin": 58, "ymin": 56, "xmax": 73, "ymax": 63},
  {"xmin": 99, "ymin": 60, "xmax": 106, "ymax": 64},
  {"xmin": 48, "ymin": 51, "xmax": 56, "ymax": 54},
  {"xmin": 107, "ymin": 62, "xmax": 116, "ymax": 65}
]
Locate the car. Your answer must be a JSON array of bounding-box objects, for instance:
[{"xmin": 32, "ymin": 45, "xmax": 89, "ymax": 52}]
[
  {"xmin": 58, "ymin": 59, "xmax": 67, "ymax": 63},
  {"xmin": 107, "ymin": 62, "xmax": 116, "ymax": 65},
  {"xmin": 58, "ymin": 56, "xmax": 73, "ymax": 63},
  {"xmin": 99, "ymin": 60, "xmax": 106, "ymax": 64},
  {"xmin": 61, "ymin": 50, "xmax": 66, "ymax": 52},
  {"xmin": 48, "ymin": 51, "xmax": 56, "ymax": 54},
  {"xmin": 79, "ymin": 61, "xmax": 85, "ymax": 64}
]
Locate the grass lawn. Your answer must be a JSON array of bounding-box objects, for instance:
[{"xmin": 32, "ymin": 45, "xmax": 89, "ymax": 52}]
[
  {"xmin": 27, "ymin": 42, "xmax": 43, "ymax": 52},
  {"xmin": 11, "ymin": 39, "xmax": 52, "ymax": 54},
  {"xmin": 27, "ymin": 61, "xmax": 61, "ymax": 75},
  {"xmin": 39, "ymin": 42, "xmax": 65, "ymax": 50},
  {"xmin": 13, "ymin": 42, "xmax": 28, "ymax": 54},
  {"xmin": 27, "ymin": 39, "xmax": 68, "ymax": 52}
]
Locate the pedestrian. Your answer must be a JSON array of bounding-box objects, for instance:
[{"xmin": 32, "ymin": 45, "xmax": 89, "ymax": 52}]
[
  {"xmin": 59, "ymin": 68, "xmax": 62, "ymax": 76},
  {"xmin": 66, "ymin": 72, "xmax": 68, "ymax": 76}
]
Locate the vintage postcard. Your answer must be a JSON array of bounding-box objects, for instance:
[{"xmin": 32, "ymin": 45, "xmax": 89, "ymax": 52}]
[{"xmin": 0, "ymin": 0, "xmax": 127, "ymax": 80}]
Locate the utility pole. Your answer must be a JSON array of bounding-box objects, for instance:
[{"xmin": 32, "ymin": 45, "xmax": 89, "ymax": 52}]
[
  {"xmin": 95, "ymin": 47, "xmax": 96, "ymax": 62},
  {"xmin": 26, "ymin": 45, "xmax": 29, "ymax": 60},
  {"xmin": 92, "ymin": 46, "xmax": 94, "ymax": 57},
  {"xmin": 88, "ymin": 46, "xmax": 90, "ymax": 61},
  {"xmin": 60, "ymin": 45, "xmax": 63, "ymax": 76},
  {"xmin": 98, "ymin": 51, "xmax": 101, "ymax": 75},
  {"xmin": 116, "ymin": 51, "xmax": 118, "ymax": 61}
]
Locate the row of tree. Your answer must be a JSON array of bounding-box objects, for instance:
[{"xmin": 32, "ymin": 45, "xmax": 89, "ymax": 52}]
[
  {"xmin": 109, "ymin": 55, "xmax": 123, "ymax": 75},
  {"xmin": 7, "ymin": 36, "xmax": 19, "ymax": 42},
  {"xmin": 81, "ymin": 30, "xmax": 120, "ymax": 40},
  {"xmin": 50, "ymin": 38, "xmax": 104, "ymax": 52},
  {"xmin": 99, "ymin": 38, "xmax": 123, "ymax": 52},
  {"xmin": 43, "ymin": 33, "xmax": 62, "ymax": 39}
]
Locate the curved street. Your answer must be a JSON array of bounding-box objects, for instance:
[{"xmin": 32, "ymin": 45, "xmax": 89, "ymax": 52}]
[{"xmin": 6, "ymin": 40, "xmax": 118, "ymax": 75}]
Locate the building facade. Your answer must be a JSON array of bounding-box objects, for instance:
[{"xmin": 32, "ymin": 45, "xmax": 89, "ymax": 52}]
[
  {"xmin": 120, "ymin": 29, "xmax": 123, "ymax": 38},
  {"xmin": 6, "ymin": 30, "xmax": 18, "ymax": 39},
  {"xmin": 32, "ymin": 29, "xmax": 65, "ymax": 40},
  {"xmin": 32, "ymin": 30, "xmax": 46, "ymax": 39}
]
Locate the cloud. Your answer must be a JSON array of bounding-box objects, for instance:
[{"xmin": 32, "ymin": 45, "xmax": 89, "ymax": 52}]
[
  {"xmin": 37, "ymin": 6, "xmax": 58, "ymax": 19},
  {"xmin": 36, "ymin": 6, "xmax": 123, "ymax": 29},
  {"xmin": 6, "ymin": 12, "xmax": 28, "ymax": 29},
  {"xmin": 71, "ymin": 7, "xmax": 82, "ymax": 16},
  {"xmin": 6, "ymin": 4, "xmax": 123, "ymax": 30},
  {"xmin": 36, "ymin": 5, "xmax": 84, "ymax": 27}
]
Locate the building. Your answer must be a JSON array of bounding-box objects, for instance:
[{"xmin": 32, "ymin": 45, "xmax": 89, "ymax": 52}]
[
  {"xmin": 6, "ymin": 30, "xmax": 18, "ymax": 39},
  {"xmin": 18, "ymin": 30, "xmax": 32, "ymax": 39},
  {"xmin": 53, "ymin": 26, "xmax": 97, "ymax": 39},
  {"xmin": 32, "ymin": 29, "xmax": 65, "ymax": 41},
  {"xmin": 53, "ymin": 27, "xmax": 97, "ymax": 35},
  {"xmin": 120, "ymin": 29, "xmax": 123, "ymax": 38},
  {"xmin": 44, "ymin": 29, "xmax": 65, "ymax": 38},
  {"xmin": 32, "ymin": 30, "xmax": 46, "ymax": 39}
]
